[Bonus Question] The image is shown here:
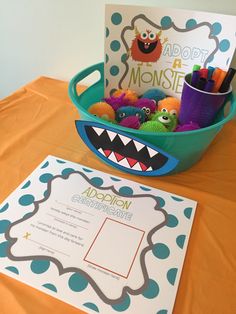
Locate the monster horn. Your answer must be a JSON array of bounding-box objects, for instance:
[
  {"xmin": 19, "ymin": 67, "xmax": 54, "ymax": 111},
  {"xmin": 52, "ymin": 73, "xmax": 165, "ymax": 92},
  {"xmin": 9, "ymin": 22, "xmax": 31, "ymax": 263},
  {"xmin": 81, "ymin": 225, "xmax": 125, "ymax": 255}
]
[
  {"xmin": 134, "ymin": 26, "xmax": 139, "ymax": 36},
  {"xmin": 157, "ymin": 29, "xmax": 162, "ymax": 37}
]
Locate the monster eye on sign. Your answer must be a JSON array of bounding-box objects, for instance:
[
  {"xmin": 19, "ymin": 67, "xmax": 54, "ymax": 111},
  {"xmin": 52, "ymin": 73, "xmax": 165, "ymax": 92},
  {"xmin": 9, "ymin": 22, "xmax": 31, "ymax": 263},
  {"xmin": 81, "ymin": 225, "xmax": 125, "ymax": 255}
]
[{"xmin": 75, "ymin": 120, "xmax": 179, "ymax": 176}]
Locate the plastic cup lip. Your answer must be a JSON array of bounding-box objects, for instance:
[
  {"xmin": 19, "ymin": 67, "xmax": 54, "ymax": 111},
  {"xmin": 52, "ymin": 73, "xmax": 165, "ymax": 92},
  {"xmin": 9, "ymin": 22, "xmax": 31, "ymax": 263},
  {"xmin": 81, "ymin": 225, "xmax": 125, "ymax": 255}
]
[{"xmin": 184, "ymin": 73, "xmax": 232, "ymax": 96}]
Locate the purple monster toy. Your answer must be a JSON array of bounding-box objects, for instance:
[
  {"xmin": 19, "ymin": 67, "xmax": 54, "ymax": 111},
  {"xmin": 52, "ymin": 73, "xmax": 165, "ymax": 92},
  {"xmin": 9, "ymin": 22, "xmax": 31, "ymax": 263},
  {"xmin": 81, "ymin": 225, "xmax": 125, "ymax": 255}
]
[
  {"xmin": 119, "ymin": 116, "xmax": 141, "ymax": 129},
  {"xmin": 175, "ymin": 121, "xmax": 200, "ymax": 132},
  {"xmin": 104, "ymin": 93, "xmax": 134, "ymax": 111},
  {"xmin": 135, "ymin": 98, "xmax": 156, "ymax": 120}
]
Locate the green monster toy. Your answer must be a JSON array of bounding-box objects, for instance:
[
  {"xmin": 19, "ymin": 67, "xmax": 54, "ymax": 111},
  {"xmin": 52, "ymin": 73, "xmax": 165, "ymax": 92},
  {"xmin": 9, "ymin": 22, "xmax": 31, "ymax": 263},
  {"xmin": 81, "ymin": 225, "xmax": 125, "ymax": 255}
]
[{"xmin": 140, "ymin": 111, "xmax": 177, "ymax": 132}]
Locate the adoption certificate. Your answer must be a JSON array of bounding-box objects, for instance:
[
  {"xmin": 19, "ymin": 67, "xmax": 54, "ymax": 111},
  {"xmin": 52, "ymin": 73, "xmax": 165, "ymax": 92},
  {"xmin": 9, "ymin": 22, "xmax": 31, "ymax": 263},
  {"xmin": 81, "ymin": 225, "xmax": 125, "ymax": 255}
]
[{"xmin": 0, "ymin": 156, "xmax": 197, "ymax": 313}]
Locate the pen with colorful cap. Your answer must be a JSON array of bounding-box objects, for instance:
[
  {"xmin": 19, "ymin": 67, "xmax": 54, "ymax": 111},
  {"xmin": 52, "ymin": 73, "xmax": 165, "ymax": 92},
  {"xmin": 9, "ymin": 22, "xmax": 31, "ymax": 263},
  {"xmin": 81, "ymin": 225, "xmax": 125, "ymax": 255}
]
[
  {"xmin": 207, "ymin": 66, "xmax": 215, "ymax": 79},
  {"xmin": 192, "ymin": 64, "xmax": 201, "ymax": 72},
  {"xmin": 191, "ymin": 70, "xmax": 200, "ymax": 87},
  {"xmin": 211, "ymin": 68, "xmax": 222, "ymax": 84},
  {"xmin": 196, "ymin": 77, "xmax": 206, "ymax": 90},
  {"xmin": 199, "ymin": 68, "xmax": 208, "ymax": 79},
  {"xmin": 219, "ymin": 68, "xmax": 236, "ymax": 93},
  {"xmin": 204, "ymin": 79, "xmax": 215, "ymax": 92},
  {"xmin": 212, "ymin": 70, "xmax": 227, "ymax": 92}
]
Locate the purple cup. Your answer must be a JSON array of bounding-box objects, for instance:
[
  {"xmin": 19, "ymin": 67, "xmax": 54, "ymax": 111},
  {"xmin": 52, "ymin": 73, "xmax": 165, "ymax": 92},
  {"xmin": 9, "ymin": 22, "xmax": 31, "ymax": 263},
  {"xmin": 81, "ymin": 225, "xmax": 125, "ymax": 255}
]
[{"xmin": 179, "ymin": 74, "xmax": 232, "ymax": 128}]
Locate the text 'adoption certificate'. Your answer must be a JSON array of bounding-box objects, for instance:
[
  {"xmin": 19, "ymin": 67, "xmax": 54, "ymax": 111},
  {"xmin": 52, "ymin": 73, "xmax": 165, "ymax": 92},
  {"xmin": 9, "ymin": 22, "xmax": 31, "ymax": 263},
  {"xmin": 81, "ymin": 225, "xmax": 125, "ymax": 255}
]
[{"xmin": 0, "ymin": 155, "xmax": 197, "ymax": 313}]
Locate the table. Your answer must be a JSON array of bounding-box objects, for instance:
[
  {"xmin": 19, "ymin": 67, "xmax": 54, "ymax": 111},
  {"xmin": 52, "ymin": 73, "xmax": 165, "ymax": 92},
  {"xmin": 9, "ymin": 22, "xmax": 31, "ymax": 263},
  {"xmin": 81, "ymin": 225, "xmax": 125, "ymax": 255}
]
[{"xmin": 0, "ymin": 77, "xmax": 235, "ymax": 314}]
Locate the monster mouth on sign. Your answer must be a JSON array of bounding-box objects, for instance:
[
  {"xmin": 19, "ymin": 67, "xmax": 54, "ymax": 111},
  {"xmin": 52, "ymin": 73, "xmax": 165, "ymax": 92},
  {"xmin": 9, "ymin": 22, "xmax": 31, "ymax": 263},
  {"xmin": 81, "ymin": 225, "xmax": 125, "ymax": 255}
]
[
  {"xmin": 138, "ymin": 40, "xmax": 158, "ymax": 54},
  {"xmin": 75, "ymin": 121, "xmax": 179, "ymax": 176}
]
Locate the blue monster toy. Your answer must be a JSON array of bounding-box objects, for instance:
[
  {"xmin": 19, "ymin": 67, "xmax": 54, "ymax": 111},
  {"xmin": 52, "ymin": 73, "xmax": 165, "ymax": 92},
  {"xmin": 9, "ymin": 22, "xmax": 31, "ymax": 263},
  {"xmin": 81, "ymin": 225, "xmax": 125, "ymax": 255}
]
[
  {"xmin": 116, "ymin": 106, "xmax": 146, "ymax": 129},
  {"xmin": 116, "ymin": 106, "xmax": 145, "ymax": 123},
  {"xmin": 142, "ymin": 88, "xmax": 166, "ymax": 103}
]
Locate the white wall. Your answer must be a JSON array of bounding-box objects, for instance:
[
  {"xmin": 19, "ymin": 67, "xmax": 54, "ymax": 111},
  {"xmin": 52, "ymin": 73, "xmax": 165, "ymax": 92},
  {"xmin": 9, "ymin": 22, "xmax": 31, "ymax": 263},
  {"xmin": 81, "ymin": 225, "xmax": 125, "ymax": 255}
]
[{"xmin": 0, "ymin": 0, "xmax": 235, "ymax": 98}]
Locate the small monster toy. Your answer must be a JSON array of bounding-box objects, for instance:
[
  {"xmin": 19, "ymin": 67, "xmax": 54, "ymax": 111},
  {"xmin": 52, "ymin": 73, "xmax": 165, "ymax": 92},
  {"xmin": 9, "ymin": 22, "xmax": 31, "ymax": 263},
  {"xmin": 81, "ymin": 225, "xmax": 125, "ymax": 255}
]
[
  {"xmin": 151, "ymin": 111, "xmax": 177, "ymax": 131},
  {"xmin": 139, "ymin": 120, "xmax": 168, "ymax": 132},
  {"xmin": 142, "ymin": 88, "xmax": 166, "ymax": 103},
  {"xmin": 116, "ymin": 106, "xmax": 145, "ymax": 129},
  {"xmin": 88, "ymin": 102, "xmax": 115, "ymax": 121},
  {"xmin": 158, "ymin": 97, "xmax": 181, "ymax": 117},
  {"xmin": 134, "ymin": 98, "xmax": 156, "ymax": 120},
  {"xmin": 175, "ymin": 122, "xmax": 200, "ymax": 132},
  {"xmin": 104, "ymin": 89, "xmax": 138, "ymax": 111}
]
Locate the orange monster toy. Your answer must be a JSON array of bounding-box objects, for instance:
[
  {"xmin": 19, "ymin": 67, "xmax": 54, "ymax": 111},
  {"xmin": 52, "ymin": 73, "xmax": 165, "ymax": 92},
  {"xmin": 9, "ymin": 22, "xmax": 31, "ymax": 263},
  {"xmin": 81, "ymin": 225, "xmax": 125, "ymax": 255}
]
[
  {"xmin": 158, "ymin": 97, "xmax": 181, "ymax": 117},
  {"xmin": 130, "ymin": 27, "xmax": 168, "ymax": 66},
  {"xmin": 88, "ymin": 102, "xmax": 115, "ymax": 121},
  {"xmin": 112, "ymin": 89, "xmax": 138, "ymax": 104}
]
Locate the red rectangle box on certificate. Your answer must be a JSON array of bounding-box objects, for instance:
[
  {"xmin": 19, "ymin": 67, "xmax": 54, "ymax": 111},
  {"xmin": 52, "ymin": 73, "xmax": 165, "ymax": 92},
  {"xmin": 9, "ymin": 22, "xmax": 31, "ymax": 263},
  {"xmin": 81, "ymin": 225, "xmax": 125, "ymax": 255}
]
[{"xmin": 84, "ymin": 218, "xmax": 145, "ymax": 278}]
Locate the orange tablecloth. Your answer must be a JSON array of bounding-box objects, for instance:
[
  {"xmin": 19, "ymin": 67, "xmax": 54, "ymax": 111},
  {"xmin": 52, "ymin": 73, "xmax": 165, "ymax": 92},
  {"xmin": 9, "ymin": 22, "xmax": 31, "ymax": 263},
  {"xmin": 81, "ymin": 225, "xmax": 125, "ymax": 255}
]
[{"xmin": 0, "ymin": 77, "xmax": 235, "ymax": 314}]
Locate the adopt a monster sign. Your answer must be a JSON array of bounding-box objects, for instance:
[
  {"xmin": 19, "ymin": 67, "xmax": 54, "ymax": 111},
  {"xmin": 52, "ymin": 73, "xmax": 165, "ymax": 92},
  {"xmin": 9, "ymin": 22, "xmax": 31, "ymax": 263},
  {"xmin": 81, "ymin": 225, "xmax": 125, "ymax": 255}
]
[{"xmin": 105, "ymin": 5, "xmax": 236, "ymax": 98}]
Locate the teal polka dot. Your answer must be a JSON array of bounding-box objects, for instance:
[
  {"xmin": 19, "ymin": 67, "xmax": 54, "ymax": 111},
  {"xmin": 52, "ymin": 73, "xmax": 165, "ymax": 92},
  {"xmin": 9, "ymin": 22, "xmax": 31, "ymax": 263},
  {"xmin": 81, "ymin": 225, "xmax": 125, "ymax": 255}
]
[
  {"xmin": 5, "ymin": 266, "xmax": 19, "ymax": 275},
  {"xmin": 56, "ymin": 159, "xmax": 66, "ymax": 164},
  {"xmin": 219, "ymin": 39, "xmax": 230, "ymax": 52},
  {"xmin": 83, "ymin": 302, "xmax": 99, "ymax": 312},
  {"xmin": 39, "ymin": 173, "xmax": 53, "ymax": 183},
  {"xmin": 111, "ymin": 12, "xmax": 122, "ymax": 25},
  {"xmin": 176, "ymin": 234, "xmax": 186, "ymax": 249},
  {"xmin": 0, "ymin": 241, "xmax": 9, "ymax": 257},
  {"xmin": 42, "ymin": 283, "xmax": 57, "ymax": 292},
  {"xmin": 156, "ymin": 310, "xmax": 167, "ymax": 314},
  {"xmin": 212, "ymin": 22, "xmax": 222, "ymax": 35},
  {"xmin": 167, "ymin": 268, "xmax": 178, "ymax": 285},
  {"xmin": 44, "ymin": 189, "xmax": 49, "ymax": 198},
  {"xmin": 111, "ymin": 294, "xmax": 130, "ymax": 312},
  {"xmin": 106, "ymin": 79, "xmax": 109, "ymax": 87},
  {"xmin": 0, "ymin": 220, "xmax": 11, "ymax": 234},
  {"xmin": 119, "ymin": 186, "xmax": 133, "ymax": 196},
  {"xmin": 142, "ymin": 279, "xmax": 159, "ymax": 299},
  {"xmin": 152, "ymin": 243, "xmax": 170, "ymax": 259},
  {"xmin": 106, "ymin": 54, "xmax": 109, "ymax": 63},
  {"xmin": 184, "ymin": 207, "xmax": 193, "ymax": 219},
  {"xmin": 171, "ymin": 196, "xmax": 183, "ymax": 202},
  {"xmin": 166, "ymin": 214, "xmax": 178, "ymax": 228},
  {"xmin": 61, "ymin": 168, "xmax": 75, "ymax": 176},
  {"xmin": 106, "ymin": 27, "xmax": 110, "ymax": 37},
  {"xmin": 68, "ymin": 272, "xmax": 88, "ymax": 292},
  {"xmin": 41, "ymin": 161, "xmax": 49, "ymax": 169},
  {"xmin": 82, "ymin": 168, "xmax": 93, "ymax": 173},
  {"xmin": 19, "ymin": 194, "xmax": 35, "ymax": 206},
  {"xmin": 0, "ymin": 203, "xmax": 9, "ymax": 213},
  {"xmin": 31, "ymin": 260, "xmax": 50, "ymax": 274},
  {"xmin": 21, "ymin": 180, "xmax": 31, "ymax": 189},
  {"xmin": 23, "ymin": 212, "xmax": 33, "ymax": 220},
  {"xmin": 156, "ymin": 196, "xmax": 165, "ymax": 208},
  {"xmin": 110, "ymin": 40, "xmax": 121, "ymax": 52},
  {"xmin": 160, "ymin": 16, "xmax": 172, "ymax": 29},
  {"xmin": 140, "ymin": 186, "xmax": 151, "ymax": 191},
  {"xmin": 90, "ymin": 177, "xmax": 104, "ymax": 187},
  {"xmin": 186, "ymin": 19, "xmax": 197, "ymax": 29},
  {"xmin": 110, "ymin": 65, "xmax": 119, "ymax": 76},
  {"xmin": 121, "ymin": 53, "xmax": 128, "ymax": 63},
  {"xmin": 110, "ymin": 177, "xmax": 121, "ymax": 182}
]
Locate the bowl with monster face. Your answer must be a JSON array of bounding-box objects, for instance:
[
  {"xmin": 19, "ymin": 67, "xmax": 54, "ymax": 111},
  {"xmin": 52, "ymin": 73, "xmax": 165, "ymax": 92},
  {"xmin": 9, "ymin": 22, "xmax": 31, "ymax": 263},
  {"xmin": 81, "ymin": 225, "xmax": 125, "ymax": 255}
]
[{"xmin": 69, "ymin": 63, "xmax": 236, "ymax": 176}]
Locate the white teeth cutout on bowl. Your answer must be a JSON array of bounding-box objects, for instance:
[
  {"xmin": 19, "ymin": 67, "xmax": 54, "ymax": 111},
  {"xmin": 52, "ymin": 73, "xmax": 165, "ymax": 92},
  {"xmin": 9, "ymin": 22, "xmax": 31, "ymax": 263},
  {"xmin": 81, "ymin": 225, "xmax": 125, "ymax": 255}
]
[
  {"xmin": 93, "ymin": 127, "xmax": 105, "ymax": 136},
  {"xmin": 107, "ymin": 130, "xmax": 117, "ymax": 141},
  {"xmin": 92, "ymin": 127, "xmax": 160, "ymax": 172}
]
